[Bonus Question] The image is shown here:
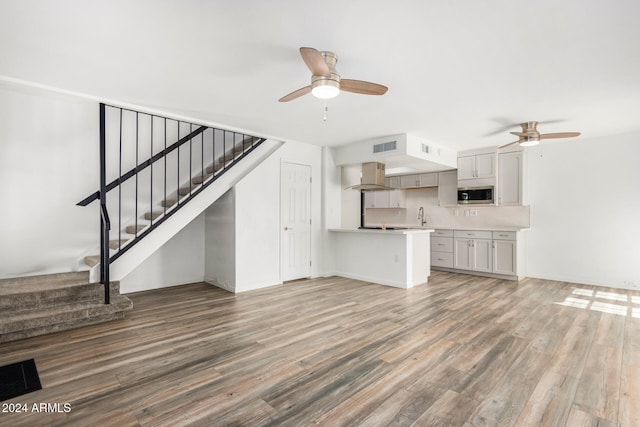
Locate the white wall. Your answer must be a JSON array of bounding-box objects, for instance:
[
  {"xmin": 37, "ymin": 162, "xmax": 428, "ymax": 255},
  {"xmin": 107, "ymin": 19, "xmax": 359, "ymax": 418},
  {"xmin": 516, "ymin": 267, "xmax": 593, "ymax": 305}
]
[
  {"xmin": 119, "ymin": 213, "xmax": 205, "ymax": 293},
  {"xmin": 0, "ymin": 84, "xmax": 98, "ymax": 277},
  {"xmin": 203, "ymin": 139, "xmax": 324, "ymax": 293},
  {"xmin": 525, "ymin": 132, "xmax": 640, "ymax": 290}
]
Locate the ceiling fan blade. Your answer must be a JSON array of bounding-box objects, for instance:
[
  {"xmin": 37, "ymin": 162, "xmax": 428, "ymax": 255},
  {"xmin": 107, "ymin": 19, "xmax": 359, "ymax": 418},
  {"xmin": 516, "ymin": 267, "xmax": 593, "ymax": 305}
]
[
  {"xmin": 278, "ymin": 85, "xmax": 312, "ymax": 102},
  {"xmin": 340, "ymin": 79, "xmax": 388, "ymax": 95},
  {"xmin": 300, "ymin": 47, "xmax": 330, "ymax": 76},
  {"xmin": 498, "ymin": 140, "xmax": 521, "ymax": 149},
  {"xmin": 540, "ymin": 132, "xmax": 581, "ymax": 139}
]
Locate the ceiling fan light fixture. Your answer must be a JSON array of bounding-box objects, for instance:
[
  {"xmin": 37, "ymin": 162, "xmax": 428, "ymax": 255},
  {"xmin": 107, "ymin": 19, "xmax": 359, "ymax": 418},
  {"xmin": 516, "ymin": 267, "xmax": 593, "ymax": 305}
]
[
  {"xmin": 311, "ymin": 79, "xmax": 340, "ymax": 99},
  {"xmin": 519, "ymin": 136, "xmax": 540, "ymax": 147}
]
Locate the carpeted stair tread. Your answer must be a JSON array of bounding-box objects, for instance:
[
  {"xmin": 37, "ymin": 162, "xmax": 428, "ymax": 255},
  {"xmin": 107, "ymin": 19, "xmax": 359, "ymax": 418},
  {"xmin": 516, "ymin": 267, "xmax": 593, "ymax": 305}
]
[
  {"xmin": 144, "ymin": 211, "xmax": 163, "ymax": 221},
  {"xmin": 0, "ymin": 279, "xmax": 120, "ymax": 312},
  {"xmin": 125, "ymin": 224, "xmax": 147, "ymax": 235},
  {"xmin": 0, "ymin": 295, "xmax": 133, "ymax": 342},
  {"xmin": 84, "ymin": 255, "xmax": 100, "ymax": 267},
  {"xmin": 109, "ymin": 239, "xmax": 129, "ymax": 250},
  {"xmin": 160, "ymin": 198, "xmax": 177, "ymax": 208},
  {"xmin": 0, "ymin": 271, "xmax": 89, "ymax": 294},
  {"xmin": 178, "ymin": 186, "xmax": 197, "ymax": 196},
  {"xmin": 192, "ymin": 173, "xmax": 213, "ymax": 185}
]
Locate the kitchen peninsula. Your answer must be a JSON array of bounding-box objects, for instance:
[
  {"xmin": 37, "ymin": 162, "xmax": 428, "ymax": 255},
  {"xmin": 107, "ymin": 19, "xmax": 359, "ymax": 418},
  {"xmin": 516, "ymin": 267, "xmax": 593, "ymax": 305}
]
[{"xmin": 328, "ymin": 228, "xmax": 433, "ymax": 288}]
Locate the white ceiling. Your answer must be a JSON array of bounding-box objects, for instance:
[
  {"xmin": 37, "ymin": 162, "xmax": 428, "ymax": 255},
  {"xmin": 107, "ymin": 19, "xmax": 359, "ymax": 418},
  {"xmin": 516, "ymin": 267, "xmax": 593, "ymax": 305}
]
[{"xmin": 1, "ymin": 0, "xmax": 639, "ymax": 150}]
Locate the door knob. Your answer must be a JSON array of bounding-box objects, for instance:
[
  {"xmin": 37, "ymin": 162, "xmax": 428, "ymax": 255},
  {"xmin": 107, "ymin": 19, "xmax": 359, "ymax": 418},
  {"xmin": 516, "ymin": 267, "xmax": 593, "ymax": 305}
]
[{"xmin": 284, "ymin": 227, "xmax": 293, "ymax": 231}]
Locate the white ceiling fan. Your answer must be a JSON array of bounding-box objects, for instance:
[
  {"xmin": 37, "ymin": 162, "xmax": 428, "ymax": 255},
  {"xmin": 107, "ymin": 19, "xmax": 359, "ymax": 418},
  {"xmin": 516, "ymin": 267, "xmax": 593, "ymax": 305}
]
[
  {"xmin": 499, "ymin": 121, "xmax": 581, "ymax": 148},
  {"xmin": 278, "ymin": 47, "xmax": 388, "ymax": 102}
]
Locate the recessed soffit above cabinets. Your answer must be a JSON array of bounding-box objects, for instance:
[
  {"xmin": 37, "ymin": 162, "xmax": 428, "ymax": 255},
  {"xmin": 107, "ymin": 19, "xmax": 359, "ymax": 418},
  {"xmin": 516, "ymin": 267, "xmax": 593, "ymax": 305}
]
[{"xmin": 334, "ymin": 133, "xmax": 457, "ymax": 175}]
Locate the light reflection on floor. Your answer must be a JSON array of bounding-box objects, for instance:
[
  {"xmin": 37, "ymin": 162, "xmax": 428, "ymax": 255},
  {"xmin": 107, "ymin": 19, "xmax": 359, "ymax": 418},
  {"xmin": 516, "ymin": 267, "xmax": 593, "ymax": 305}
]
[{"xmin": 556, "ymin": 287, "xmax": 640, "ymax": 318}]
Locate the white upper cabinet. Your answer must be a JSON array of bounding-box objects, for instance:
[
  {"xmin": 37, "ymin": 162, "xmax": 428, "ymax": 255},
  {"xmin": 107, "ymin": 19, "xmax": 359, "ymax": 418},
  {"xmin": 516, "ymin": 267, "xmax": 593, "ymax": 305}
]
[
  {"xmin": 364, "ymin": 176, "xmax": 406, "ymax": 209},
  {"xmin": 437, "ymin": 170, "xmax": 457, "ymax": 206},
  {"xmin": 498, "ymin": 150, "xmax": 524, "ymax": 205},
  {"xmin": 399, "ymin": 173, "xmax": 438, "ymax": 189},
  {"xmin": 458, "ymin": 153, "xmax": 495, "ymax": 180}
]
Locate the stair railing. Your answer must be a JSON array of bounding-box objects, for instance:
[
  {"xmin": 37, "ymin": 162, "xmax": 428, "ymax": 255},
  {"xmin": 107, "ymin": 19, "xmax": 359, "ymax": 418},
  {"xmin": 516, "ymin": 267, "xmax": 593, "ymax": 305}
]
[{"xmin": 78, "ymin": 103, "xmax": 265, "ymax": 303}]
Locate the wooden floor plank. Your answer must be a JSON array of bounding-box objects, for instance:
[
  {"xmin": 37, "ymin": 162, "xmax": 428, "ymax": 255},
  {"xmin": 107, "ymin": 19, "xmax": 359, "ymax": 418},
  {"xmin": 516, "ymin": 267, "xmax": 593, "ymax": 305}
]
[{"xmin": 0, "ymin": 272, "xmax": 639, "ymax": 426}]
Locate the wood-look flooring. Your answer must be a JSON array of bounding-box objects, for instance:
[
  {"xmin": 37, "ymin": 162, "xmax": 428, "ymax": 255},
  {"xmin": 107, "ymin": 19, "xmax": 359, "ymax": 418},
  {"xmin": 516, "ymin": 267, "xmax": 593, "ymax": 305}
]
[{"xmin": 1, "ymin": 271, "xmax": 639, "ymax": 426}]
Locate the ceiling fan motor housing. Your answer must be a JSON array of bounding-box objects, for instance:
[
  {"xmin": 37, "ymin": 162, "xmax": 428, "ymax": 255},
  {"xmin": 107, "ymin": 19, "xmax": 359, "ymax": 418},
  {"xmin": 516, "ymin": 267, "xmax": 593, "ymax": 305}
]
[{"xmin": 311, "ymin": 51, "xmax": 341, "ymax": 98}]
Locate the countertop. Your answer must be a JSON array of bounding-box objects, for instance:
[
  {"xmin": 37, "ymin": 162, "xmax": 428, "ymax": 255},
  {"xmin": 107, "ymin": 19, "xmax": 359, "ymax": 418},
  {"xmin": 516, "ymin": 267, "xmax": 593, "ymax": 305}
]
[
  {"xmin": 358, "ymin": 225, "xmax": 529, "ymax": 232},
  {"xmin": 328, "ymin": 228, "xmax": 434, "ymax": 235}
]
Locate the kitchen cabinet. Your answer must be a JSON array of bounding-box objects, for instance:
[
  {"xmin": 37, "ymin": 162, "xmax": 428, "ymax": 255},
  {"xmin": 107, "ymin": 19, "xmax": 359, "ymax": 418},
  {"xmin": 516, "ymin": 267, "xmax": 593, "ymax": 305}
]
[
  {"xmin": 457, "ymin": 153, "xmax": 495, "ymax": 180},
  {"xmin": 437, "ymin": 170, "xmax": 457, "ymax": 206},
  {"xmin": 498, "ymin": 151, "xmax": 523, "ymax": 205},
  {"xmin": 431, "ymin": 228, "xmax": 524, "ymax": 279},
  {"xmin": 363, "ymin": 178, "xmax": 405, "ymax": 208},
  {"xmin": 400, "ymin": 173, "xmax": 438, "ymax": 189},
  {"xmin": 492, "ymin": 231, "xmax": 517, "ymax": 275},
  {"xmin": 454, "ymin": 231, "xmax": 493, "ymax": 272},
  {"xmin": 431, "ymin": 229, "xmax": 454, "ymax": 268}
]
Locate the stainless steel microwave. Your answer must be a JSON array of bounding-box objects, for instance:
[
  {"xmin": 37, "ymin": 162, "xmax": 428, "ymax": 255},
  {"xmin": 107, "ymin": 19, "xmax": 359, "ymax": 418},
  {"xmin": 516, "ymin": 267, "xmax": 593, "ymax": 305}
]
[{"xmin": 458, "ymin": 187, "xmax": 494, "ymax": 204}]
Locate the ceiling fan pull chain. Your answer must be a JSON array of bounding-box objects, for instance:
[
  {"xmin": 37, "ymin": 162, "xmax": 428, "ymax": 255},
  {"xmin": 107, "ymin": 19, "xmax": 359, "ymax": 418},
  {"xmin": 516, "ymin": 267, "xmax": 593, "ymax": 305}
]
[{"xmin": 323, "ymin": 101, "xmax": 328, "ymax": 121}]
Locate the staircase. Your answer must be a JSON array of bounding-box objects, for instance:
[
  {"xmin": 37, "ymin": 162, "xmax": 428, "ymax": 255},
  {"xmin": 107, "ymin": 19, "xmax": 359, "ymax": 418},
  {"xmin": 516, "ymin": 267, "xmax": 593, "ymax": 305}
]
[
  {"xmin": 82, "ymin": 141, "xmax": 254, "ymax": 269},
  {"xmin": 0, "ymin": 272, "xmax": 132, "ymax": 343},
  {"xmin": 77, "ymin": 103, "xmax": 267, "ymax": 297}
]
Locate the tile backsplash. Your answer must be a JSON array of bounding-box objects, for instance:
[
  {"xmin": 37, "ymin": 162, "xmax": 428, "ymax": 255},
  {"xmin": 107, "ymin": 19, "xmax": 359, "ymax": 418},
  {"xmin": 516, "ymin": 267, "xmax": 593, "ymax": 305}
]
[{"xmin": 365, "ymin": 188, "xmax": 530, "ymax": 228}]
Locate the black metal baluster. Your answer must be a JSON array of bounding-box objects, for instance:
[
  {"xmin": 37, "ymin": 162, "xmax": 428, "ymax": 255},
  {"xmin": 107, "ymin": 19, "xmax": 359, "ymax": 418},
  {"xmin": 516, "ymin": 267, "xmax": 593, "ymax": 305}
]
[
  {"xmin": 211, "ymin": 128, "xmax": 216, "ymax": 177},
  {"xmin": 135, "ymin": 112, "xmax": 139, "ymax": 237},
  {"xmin": 201, "ymin": 130, "xmax": 204, "ymax": 187},
  {"xmin": 150, "ymin": 115, "xmax": 154, "ymax": 222},
  {"xmin": 118, "ymin": 108, "xmax": 123, "ymax": 251},
  {"xmin": 99, "ymin": 103, "xmax": 110, "ymax": 304},
  {"xmin": 188, "ymin": 123, "xmax": 192, "ymax": 202}
]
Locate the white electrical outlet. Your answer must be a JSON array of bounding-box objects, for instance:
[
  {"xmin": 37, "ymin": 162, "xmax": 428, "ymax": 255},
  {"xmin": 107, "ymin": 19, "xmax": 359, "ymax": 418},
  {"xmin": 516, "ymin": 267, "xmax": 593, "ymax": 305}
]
[{"xmin": 470, "ymin": 209, "xmax": 478, "ymax": 216}]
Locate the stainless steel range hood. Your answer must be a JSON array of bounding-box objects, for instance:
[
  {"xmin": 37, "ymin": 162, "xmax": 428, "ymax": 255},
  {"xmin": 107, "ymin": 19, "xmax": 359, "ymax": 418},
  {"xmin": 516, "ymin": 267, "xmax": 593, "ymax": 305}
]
[{"xmin": 345, "ymin": 162, "xmax": 394, "ymax": 191}]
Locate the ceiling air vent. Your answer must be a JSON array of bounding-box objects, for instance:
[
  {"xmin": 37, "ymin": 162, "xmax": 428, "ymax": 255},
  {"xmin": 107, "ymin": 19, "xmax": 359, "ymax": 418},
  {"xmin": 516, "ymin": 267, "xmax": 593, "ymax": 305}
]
[{"xmin": 373, "ymin": 140, "xmax": 397, "ymax": 153}]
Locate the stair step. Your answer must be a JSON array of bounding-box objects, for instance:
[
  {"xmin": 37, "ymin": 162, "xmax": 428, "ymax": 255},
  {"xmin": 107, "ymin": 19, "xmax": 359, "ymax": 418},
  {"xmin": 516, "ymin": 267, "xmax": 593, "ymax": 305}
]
[
  {"xmin": 125, "ymin": 224, "xmax": 146, "ymax": 235},
  {"xmin": 0, "ymin": 273, "xmax": 119, "ymax": 313},
  {"xmin": 205, "ymin": 163, "xmax": 224, "ymax": 174},
  {"xmin": 109, "ymin": 239, "xmax": 129, "ymax": 250},
  {"xmin": 0, "ymin": 295, "xmax": 133, "ymax": 343},
  {"xmin": 144, "ymin": 211, "xmax": 163, "ymax": 221},
  {"xmin": 178, "ymin": 186, "xmax": 196, "ymax": 196},
  {"xmin": 192, "ymin": 173, "xmax": 213, "ymax": 185},
  {"xmin": 218, "ymin": 154, "xmax": 240, "ymax": 165},
  {"xmin": 84, "ymin": 255, "xmax": 100, "ymax": 267},
  {"xmin": 160, "ymin": 199, "xmax": 177, "ymax": 208}
]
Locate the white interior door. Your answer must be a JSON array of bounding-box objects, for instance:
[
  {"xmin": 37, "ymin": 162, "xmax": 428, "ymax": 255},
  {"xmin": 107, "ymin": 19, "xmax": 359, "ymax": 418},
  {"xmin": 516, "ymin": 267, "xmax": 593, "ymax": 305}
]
[{"xmin": 281, "ymin": 162, "xmax": 311, "ymax": 281}]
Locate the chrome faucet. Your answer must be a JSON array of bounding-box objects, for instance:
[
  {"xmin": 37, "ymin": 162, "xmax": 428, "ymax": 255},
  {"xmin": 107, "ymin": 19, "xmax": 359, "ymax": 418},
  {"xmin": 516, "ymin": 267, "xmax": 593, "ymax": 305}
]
[{"xmin": 418, "ymin": 206, "xmax": 426, "ymax": 226}]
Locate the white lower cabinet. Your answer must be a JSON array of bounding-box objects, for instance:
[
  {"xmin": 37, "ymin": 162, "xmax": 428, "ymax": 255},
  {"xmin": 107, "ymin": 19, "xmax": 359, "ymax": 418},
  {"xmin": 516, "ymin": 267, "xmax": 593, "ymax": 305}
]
[
  {"xmin": 431, "ymin": 230, "xmax": 454, "ymax": 268},
  {"xmin": 453, "ymin": 230, "xmax": 493, "ymax": 272},
  {"xmin": 492, "ymin": 231, "xmax": 517, "ymax": 275},
  {"xmin": 433, "ymin": 229, "xmax": 522, "ymax": 279}
]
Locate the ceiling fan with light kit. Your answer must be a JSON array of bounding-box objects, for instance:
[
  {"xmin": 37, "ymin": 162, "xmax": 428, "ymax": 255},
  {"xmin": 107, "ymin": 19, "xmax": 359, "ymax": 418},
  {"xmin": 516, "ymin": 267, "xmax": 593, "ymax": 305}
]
[
  {"xmin": 498, "ymin": 121, "xmax": 580, "ymax": 149},
  {"xmin": 278, "ymin": 47, "xmax": 388, "ymax": 102}
]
